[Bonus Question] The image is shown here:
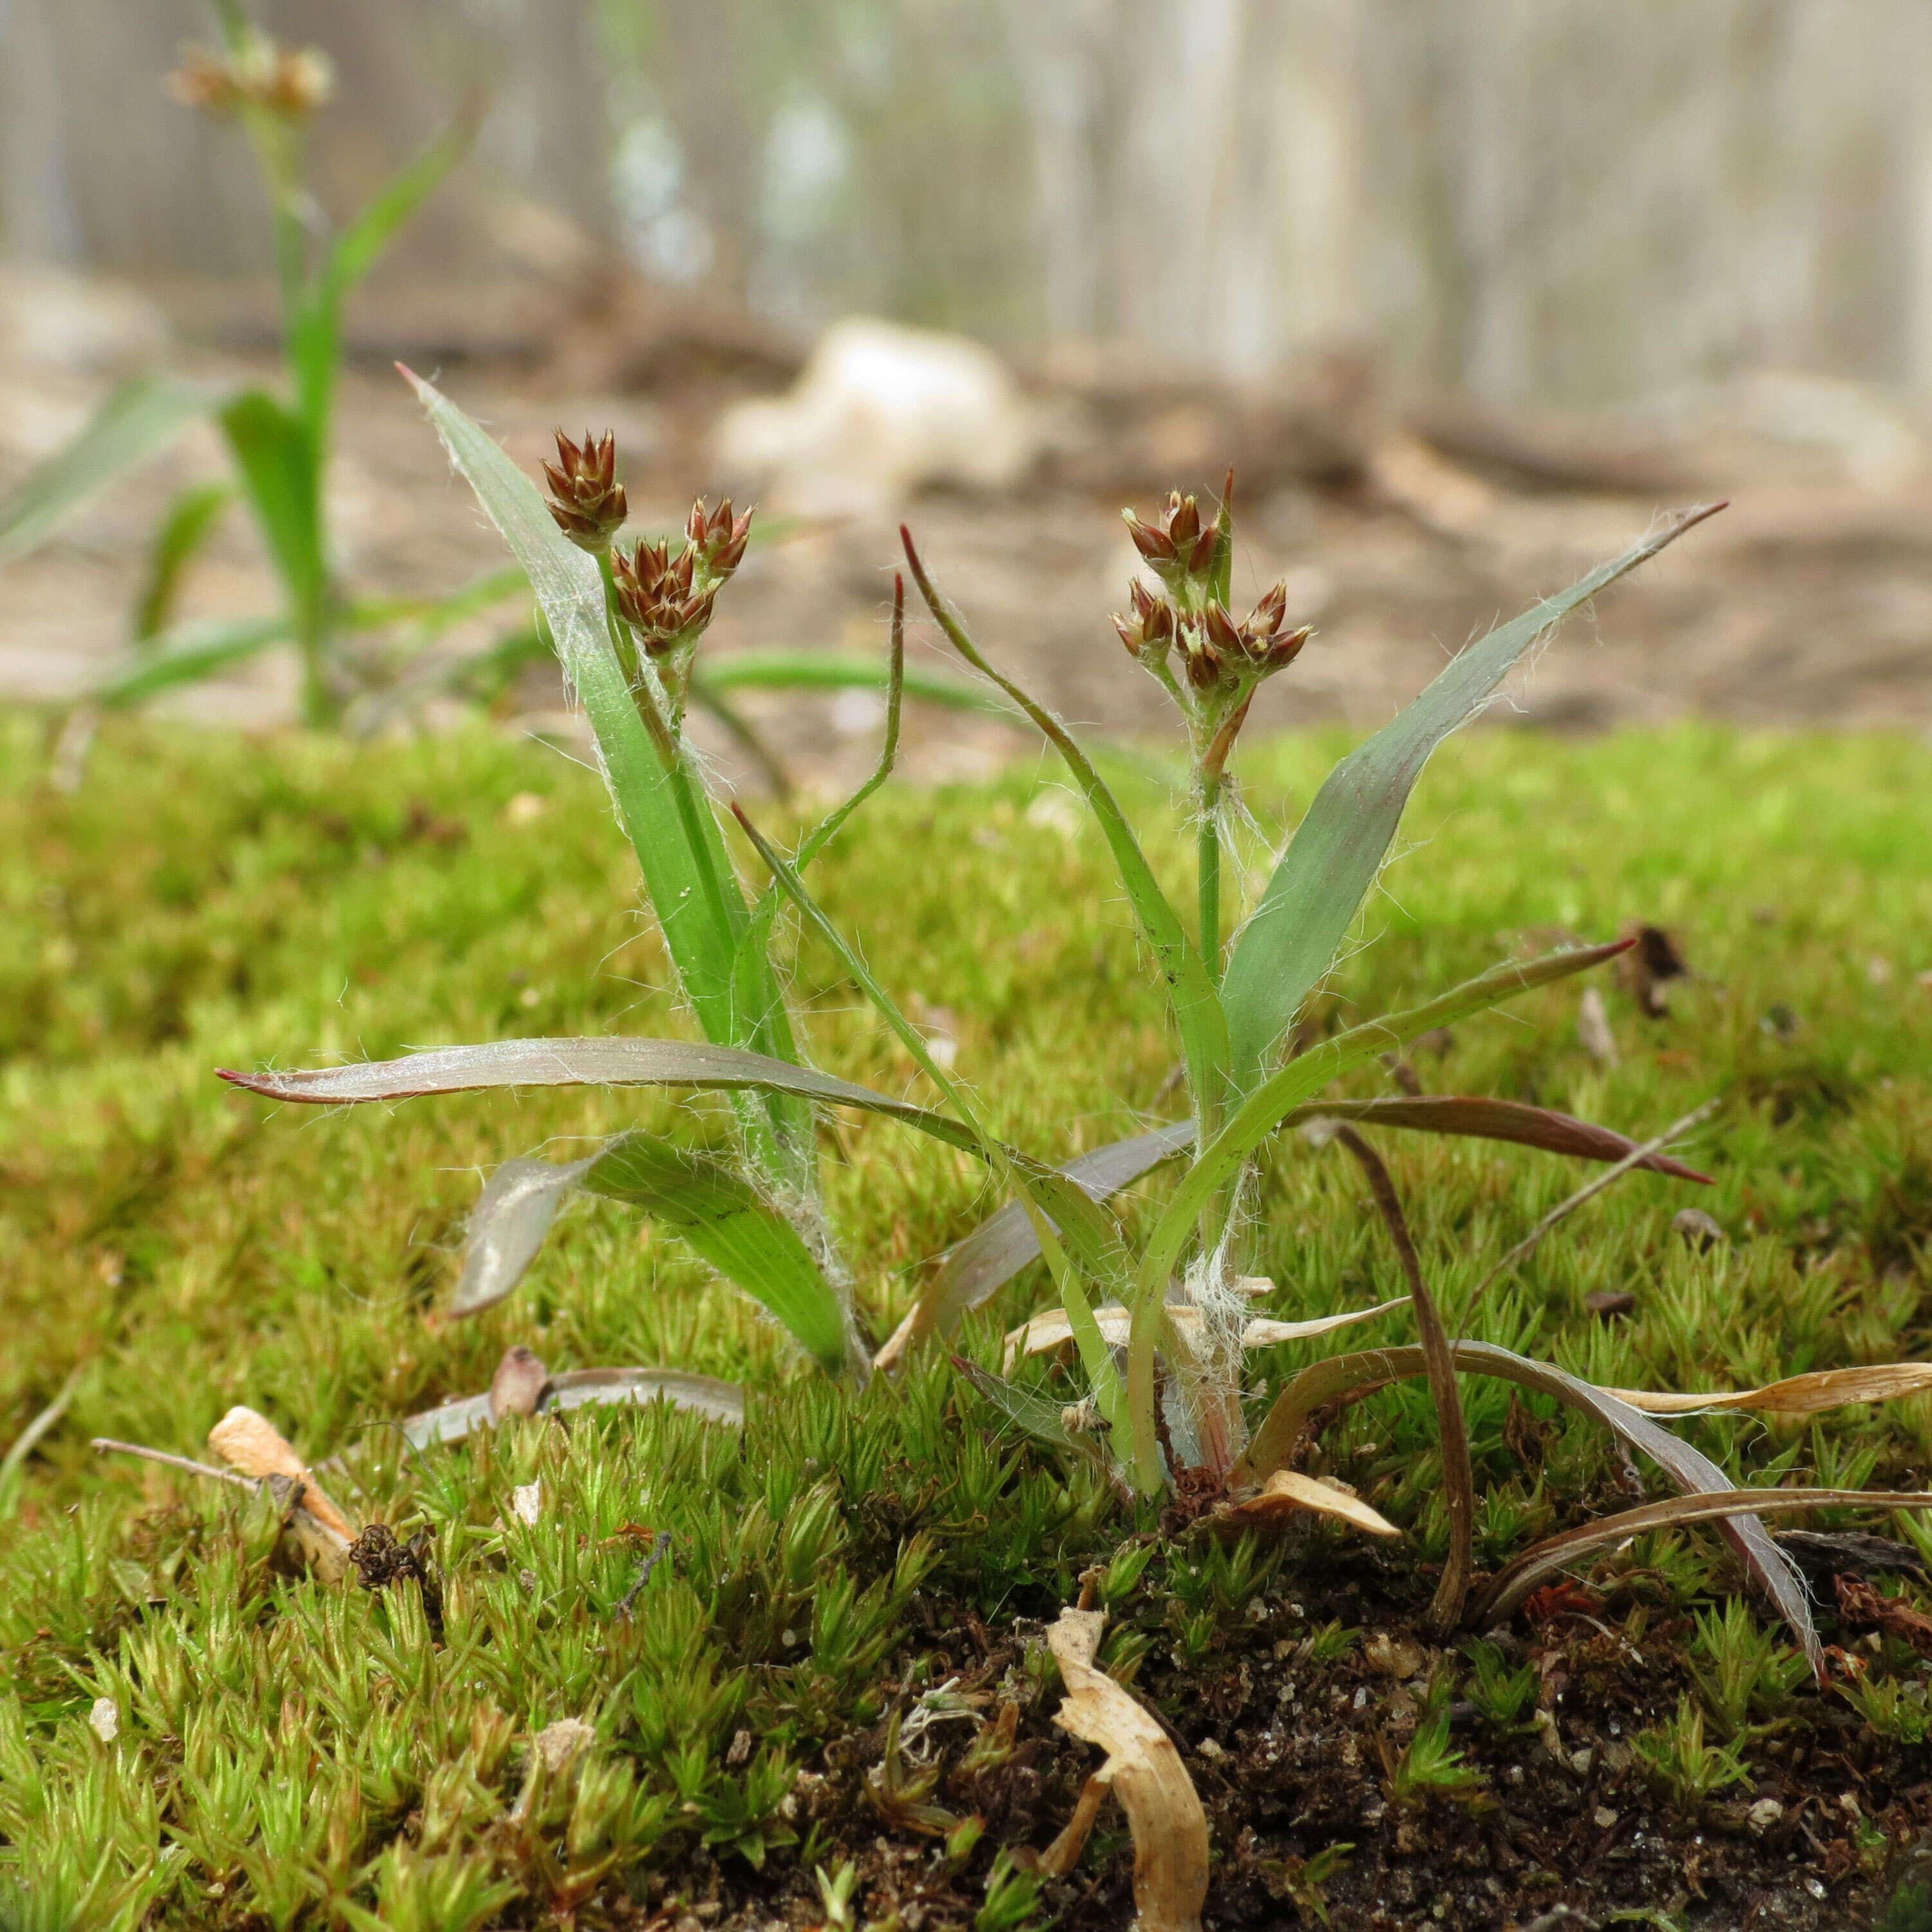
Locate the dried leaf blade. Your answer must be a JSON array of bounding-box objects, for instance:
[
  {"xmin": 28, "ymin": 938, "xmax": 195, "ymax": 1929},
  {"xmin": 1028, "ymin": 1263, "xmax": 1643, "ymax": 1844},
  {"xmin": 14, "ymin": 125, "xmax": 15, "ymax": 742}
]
[
  {"xmin": 1212, "ymin": 1468, "xmax": 1401, "ymax": 1539},
  {"xmin": 208, "ymin": 1406, "xmax": 355, "ymax": 1542},
  {"xmin": 1047, "ymin": 1607, "xmax": 1209, "ymax": 1932}
]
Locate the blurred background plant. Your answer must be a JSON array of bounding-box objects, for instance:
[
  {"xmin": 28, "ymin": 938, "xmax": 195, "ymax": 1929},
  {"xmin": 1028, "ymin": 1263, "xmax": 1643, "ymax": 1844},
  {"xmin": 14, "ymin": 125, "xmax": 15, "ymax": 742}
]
[
  {"xmin": 0, "ymin": 0, "xmax": 488, "ymax": 730},
  {"xmin": 4, "ymin": 1, "xmax": 1931, "ymax": 764},
  {"xmin": 0, "ymin": 0, "xmax": 990, "ymax": 777}
]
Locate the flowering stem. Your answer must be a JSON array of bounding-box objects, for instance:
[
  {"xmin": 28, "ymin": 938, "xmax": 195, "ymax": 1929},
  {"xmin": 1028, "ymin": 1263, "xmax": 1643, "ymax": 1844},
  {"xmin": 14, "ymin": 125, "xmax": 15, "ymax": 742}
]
[{"xmin": 1197, "ymin": 774, "xmax": 1222, "ymax": 980}]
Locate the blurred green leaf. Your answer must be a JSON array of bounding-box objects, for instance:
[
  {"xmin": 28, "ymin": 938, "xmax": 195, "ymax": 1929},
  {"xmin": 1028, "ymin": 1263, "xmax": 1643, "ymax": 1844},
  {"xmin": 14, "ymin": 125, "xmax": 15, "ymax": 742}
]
[
  {"xmin": 218, "ymin": 389, "xmax": 326, "ymax": 621},
  {"xmin": 1219, "ymin": 505, "xmax": 1723, "ymax": 1089},
  {"xmin": 93, "ymin": 614, "xmax": 289, "ymax": 708},
  {"xmin": 345, "ymin": 564, "xmax": 527, "ymax": 635},
  {"xmin": 132, "ymin": 480, "xmax": 235, "ymax": 641},
  {"xmin": 699, "ymin": 650, "xmax": 1001, "ymax": 715},
  {"xmin": 330, "ymin": 117, "xmax": 474, "ymax": 297},
  {"xmin": 0, "ymin": 374, "xmax": 217, "ymax": 569},
  {"xmin": 290, "ymin": 113, "xmax": 473, "ymax": 446}
]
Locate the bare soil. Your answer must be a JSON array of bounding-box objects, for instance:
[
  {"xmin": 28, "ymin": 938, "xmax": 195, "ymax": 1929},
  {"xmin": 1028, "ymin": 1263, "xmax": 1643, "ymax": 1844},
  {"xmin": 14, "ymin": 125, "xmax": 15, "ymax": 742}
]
[
  {"xmin": 6, "ymin": 283, "xmax": 1932, "ymax": 797},
  {"xmin": 597, "ymin": 1531, "xmax": 1929, "ymax": 1931}
]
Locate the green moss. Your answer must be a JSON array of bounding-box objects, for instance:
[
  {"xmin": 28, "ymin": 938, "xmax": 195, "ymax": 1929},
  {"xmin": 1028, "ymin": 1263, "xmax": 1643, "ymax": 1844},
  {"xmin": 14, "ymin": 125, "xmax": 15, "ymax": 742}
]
[{"xmin": 3, "ymin": 713, "xmax": 1931, "ymax": 1922}]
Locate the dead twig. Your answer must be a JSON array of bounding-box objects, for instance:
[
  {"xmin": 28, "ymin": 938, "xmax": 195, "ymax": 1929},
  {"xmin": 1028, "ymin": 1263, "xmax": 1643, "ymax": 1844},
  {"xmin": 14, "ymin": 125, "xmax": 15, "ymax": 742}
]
[
  {"xmin": 1, "ymin": 1368, "xmax": 84, "ymax": 1502},
  {"xmin": 1454, "ymin": 1095, "xmax": 1722, "ymax": 1328},
  {"xmin": 614, "ymin": 1530, "xmax": 672, "ymax": 1619},
  {"xmin": 91, "ymin": 1437, "xmax": 258, "ymax": 1490}
]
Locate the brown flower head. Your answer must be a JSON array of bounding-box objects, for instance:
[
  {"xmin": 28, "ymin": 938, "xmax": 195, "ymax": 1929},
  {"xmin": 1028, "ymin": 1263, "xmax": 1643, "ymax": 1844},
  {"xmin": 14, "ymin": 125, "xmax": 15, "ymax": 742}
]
[
  {"xmin": 169, "ymin": 37, "xmax": 333, "ymax": 120},
  {"xmin": 1182, "ymin": 588, "xmax": 1312, "ymax": 694},
  {"xmin": 612, "ymin": 536, "xmax": 714, "ymax": 654},
  {"xmin": 543, "ymin": 430, "xmax": 628, "ymax": 553},
  {"xmin": 1123, "ymin": 491, "xmax": 1218, "ymax": 587},
  {"xmin": 1111, "ymin": 579, "xmax": 1177, "ymax": 665},
  {"xmin": 683, "ymin": 497, "xmax": 753, "ymax": 579}
]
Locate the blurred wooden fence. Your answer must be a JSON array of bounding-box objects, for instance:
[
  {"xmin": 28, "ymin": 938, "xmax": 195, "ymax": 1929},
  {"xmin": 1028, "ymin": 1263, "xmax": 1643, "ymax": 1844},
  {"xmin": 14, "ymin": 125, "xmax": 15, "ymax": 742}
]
[{"xmin": 5, "ymin": 0, "xmax": 1930, "ymax": 401}]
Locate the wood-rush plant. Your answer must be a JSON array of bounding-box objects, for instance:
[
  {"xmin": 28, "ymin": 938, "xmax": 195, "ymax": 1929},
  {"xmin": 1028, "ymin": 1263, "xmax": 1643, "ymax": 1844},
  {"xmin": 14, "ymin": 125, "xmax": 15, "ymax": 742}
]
[
  {"xmin": 0, "ymin": 6, "xmax": 965, "ymax": 765},
  {"xmin": 226, "ymin": 388, "xmax": 1932, "ymax": 1662},
  {"xmin": 0, "ymin": 1, "xmax": 485, "ymax": 728}
]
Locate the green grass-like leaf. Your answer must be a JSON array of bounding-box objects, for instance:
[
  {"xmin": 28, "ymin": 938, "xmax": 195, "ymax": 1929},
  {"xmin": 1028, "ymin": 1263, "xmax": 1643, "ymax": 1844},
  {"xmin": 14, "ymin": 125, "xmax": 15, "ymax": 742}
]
[
  {"xmin": 0, "ymin": 374, "xmax": 217, "ymax": 570},
  {"xmin": 404, "ymin": 370, "xmax": 811, "ymax": 1181},
  {"xmin": 585, "ymin": 1133, "xmax": 853, "ymax": 1372},
  {"xmin": 1219, "ymin": 505, "xmax": 1724, "ymax": 1088}
]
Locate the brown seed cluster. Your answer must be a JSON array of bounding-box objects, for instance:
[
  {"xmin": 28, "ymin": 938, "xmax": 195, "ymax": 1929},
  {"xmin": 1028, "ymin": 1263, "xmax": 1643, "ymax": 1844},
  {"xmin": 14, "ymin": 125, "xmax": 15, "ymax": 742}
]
[
  {"xmin": 168, "ymin": 37, "xmax": 334, "ymax": 120},
  {"xmin": 542, "ymin": 430, "xmax": 628, "ymax": 554},
  {"xmin": 1114, "ymin": 490, "xmax": 1311, "ymax": 699},
  {"xmin": 1124, "ymin": 490, "xmax": 1219, "ymax": 577},
  {"xmin": 611, "ymin": 498, "xmax": 752, "ymax": 656}
]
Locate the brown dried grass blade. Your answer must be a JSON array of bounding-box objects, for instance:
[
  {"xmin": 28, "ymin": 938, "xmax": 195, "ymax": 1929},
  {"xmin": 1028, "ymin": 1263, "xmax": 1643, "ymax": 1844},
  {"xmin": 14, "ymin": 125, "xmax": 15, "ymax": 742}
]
[
  {"xmin": 1309, "ymin": 1095, "xmax": 1709, "ymax": 1181},
  {"xmin": 1002, "ymin": 1298, "xmax": 1403, "ymax": 1372},
  {"xmin": 1604, "ymin": 1364, "xmax": 1932, "ymax": 1415},
  {"xmin": 1233, "ymin": 1339, "xmax": 1823, "ymax": 1669},
  {"xmin": 207, "ymin": 1406, "xmax": 355, "ymax": 1541},
  {"xmin": 1210, "ymin": 1468, "xmax": 1401, "ymax": 1539},
  {"xmin": 1452, "ymin": 1095, "xmax": 1721, "ymax": 1326},
  {"xmin": 1048, "ymin": 1607, "xmax": 1209, "ymax": 1932},
  {"xmin": 1473, "ymin": 1487, "xmax": 1932, "ymax": 1625},
  {"xmin": 1327, "ymin": 1124, "xmax": 1474, "ymax": 1636}
]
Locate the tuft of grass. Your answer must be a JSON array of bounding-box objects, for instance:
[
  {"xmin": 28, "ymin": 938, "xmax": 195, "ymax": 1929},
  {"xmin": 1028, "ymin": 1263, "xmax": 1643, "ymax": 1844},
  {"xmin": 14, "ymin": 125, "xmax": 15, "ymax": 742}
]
[{"xmin": 3, "ymin": 712, "xmax": 1932, "ymax": 1919}]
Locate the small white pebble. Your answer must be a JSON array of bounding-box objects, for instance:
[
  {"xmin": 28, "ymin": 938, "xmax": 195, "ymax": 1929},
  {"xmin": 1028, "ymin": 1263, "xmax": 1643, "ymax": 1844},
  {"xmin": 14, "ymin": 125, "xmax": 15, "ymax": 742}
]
[
  {"xmin": 1569, "ymin": 1747, "xmax": 1594, "ymax": 1776},
  {"xmin": 1352, "ymin": 1687, "xmax": 1369, "ymax": 1710},
  {"xmin": 1748, "ymin": 1797, "xmax": 1785, "ymax": 1835},
  {"xmin": 1197, "ymin": 1736, "xmax": 1225, "ymax": 1760},
  {"xmin": 1594, "ymin": 1806, "xmax": 1619, "ymax": 1830},
  {"xmin": 535, "ymin": 1716, "xmax": 595, "ymax": 1773},
  {"xmin": 89, "ymin": 1698, "xmax": 118, "ymax": 1743},
  {"xmin": 513, "ymin": 1482, "xmax": 542, "ymax": 1526}
]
